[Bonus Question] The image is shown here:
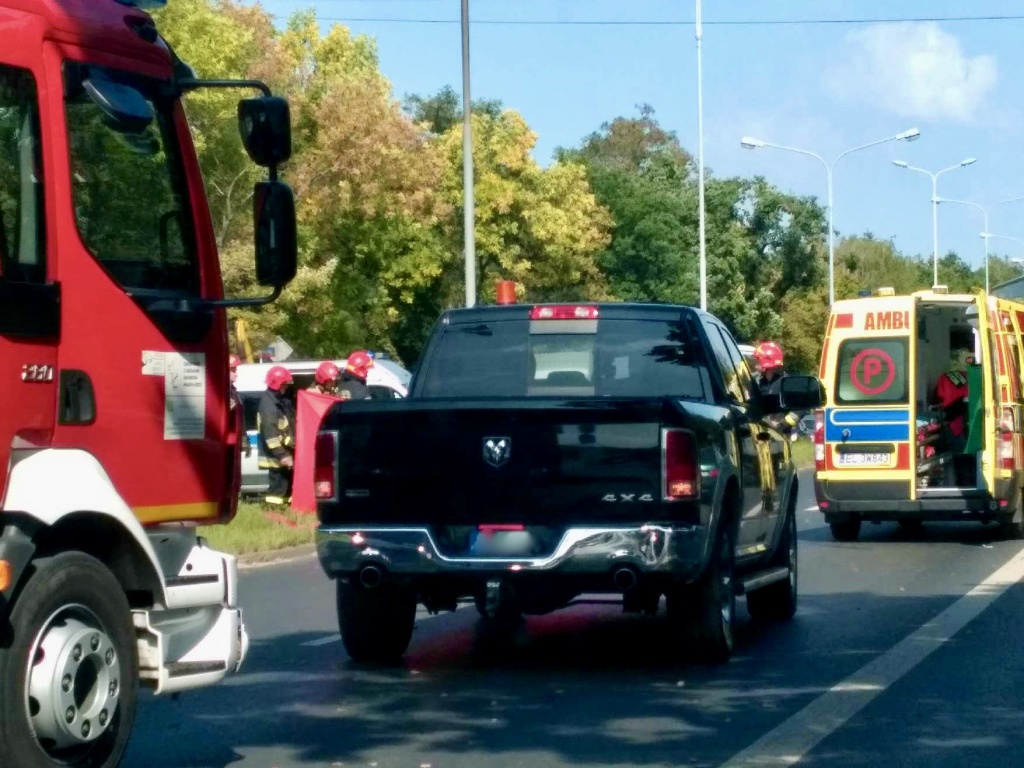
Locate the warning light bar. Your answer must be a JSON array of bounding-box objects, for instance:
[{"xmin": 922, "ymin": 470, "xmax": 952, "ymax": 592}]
[{"xmin": 530, "ymin": 305, "xmax": 599, "ymax": 321}]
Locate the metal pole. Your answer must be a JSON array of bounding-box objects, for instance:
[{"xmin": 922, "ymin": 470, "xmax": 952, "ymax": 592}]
[
  {"xmin": 461, "ymin": 0, "xmax": 477, "ymax": 307},
  {"xmin": 696, "ymin": 0, "xmax": 707, "ymax": 311},
  {"xmin": 983, "ymin": 211, "xmax": 990, "ymax": 294},
  {"xmin": 827, "ymin": 167, "xmax": 835, "ymax": 306},
  {"xmin": 931, "ymin": 174, "xmax": 939, "ymax": 286}
]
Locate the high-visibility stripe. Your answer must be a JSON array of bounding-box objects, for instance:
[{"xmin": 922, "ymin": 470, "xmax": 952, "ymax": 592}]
[
  {"xmin": 265, "ymin": 437, "xmax": 282, "ymax": 449},
  {"xmin": 134, "ymin": 501, "xmax": 219, "ymax": 524}
]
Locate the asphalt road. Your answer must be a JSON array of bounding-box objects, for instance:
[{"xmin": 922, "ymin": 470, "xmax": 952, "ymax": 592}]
[{"xmin": 126, "ymin": 473, "xmax": 1024, "ymax": 767}]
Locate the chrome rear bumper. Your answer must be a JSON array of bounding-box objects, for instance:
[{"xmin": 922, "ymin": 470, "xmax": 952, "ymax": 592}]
[{"xmin": 316, "ymin": 524, "xmax": 705, "ymax": 580}]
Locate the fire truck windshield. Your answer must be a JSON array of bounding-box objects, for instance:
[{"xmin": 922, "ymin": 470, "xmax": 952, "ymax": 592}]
[{"xmin": 64, "ymin": 63, "xmax": 199, "ymax": 297}]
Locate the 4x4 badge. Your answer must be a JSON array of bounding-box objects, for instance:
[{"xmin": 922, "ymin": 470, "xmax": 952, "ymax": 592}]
[{"xmin": 483, "ymin": 437, "xmax": 511, "ymax": 467}]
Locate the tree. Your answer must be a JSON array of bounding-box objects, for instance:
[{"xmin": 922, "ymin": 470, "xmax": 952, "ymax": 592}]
[
  {"xmin": 434, "ymin": 110, "xmax": 612, "ymax": 306},
  {"xmin": 403, "ymin": 86, "xmax": 503, "ymax": 135}
]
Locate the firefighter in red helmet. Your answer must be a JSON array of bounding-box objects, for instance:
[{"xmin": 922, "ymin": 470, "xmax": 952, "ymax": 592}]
[
  {"xmin": 753, "ymin": 341, "xmax": 799, "ymax": 436},
  {"xmin": 753, "ymin": 341, "xmax": 786, "ymax": 396},
  {"xmin": 308, "ymin": 361, "xmax": 341, "ymax": 396},
  {"xmin": 338, "ymin": 350, "xmax": 374, "ymax": 401},
  {"xmin": 229, "ymin": 355, "xmax": 251, "ymax": 458},
  {"xmin": 257, "ymin": 365, "xmax": 296, "ymax": 504}
]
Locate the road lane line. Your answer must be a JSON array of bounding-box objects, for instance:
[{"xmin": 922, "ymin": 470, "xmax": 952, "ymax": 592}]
[
  {"xmin": 302, "ymin": 635, "xmax": 340, "ymax": 647},
  {"xmin": 719, "ymin": 545, "xmax": 1024, "ymax": 767}
]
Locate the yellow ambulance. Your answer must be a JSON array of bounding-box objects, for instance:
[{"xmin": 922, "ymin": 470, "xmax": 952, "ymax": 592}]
[{"xmin": 814, "ymin": 287, "xmax": 1024, "ymax": 541}]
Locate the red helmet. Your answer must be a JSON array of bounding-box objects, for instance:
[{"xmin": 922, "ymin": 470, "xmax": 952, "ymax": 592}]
[
  {"xmin": 345, "ymin": 350, "xmax": 374, "ymax": 379},
  {"xmin": 265, "ymin": 365, "xmax": 293, "ymax": 392},
  {"xmin": 315, "ymin": 361, "xmax": 341, "ymax": 385},
  {"xmin": 228, "ymin": 354, "xmax": 242, "ymax": 371},
  {"xmin": 753, "ymin": 341, "xmax": 784, "ymax": 371}
]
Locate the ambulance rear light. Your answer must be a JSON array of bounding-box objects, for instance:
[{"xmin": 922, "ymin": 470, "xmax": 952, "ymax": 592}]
[
  {"xmin": 530, "ymin": 305, "xmax": 599, "ymax": 320},
  {"xmin": 814, "ymin": 409, "xmax": 825, "ymax": 472},
  {"xmin": 314, "ymin": 431, "xmax": 338, "ymax": 500},
  {"xmin": 999, "ymin": 407, "xmax": 1015, "ymax": 471},
  {"xmin": 876, "ymin": 287, "xmax": 896, "ymax": 297}
]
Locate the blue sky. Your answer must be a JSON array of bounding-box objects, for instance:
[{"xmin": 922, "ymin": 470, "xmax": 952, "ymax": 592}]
[{"xmin": 254, "ymin": 0, "xmax": 1024, "ymax": 276}]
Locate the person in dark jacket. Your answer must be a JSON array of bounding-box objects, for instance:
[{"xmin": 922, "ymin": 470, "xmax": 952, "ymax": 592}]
[
  {"xmin": 337, "ymin": 350, "xmax": 374, "ymax": 401},
  {"xmin": 257, "ymin": 365, "xmax": 296, "ymax": 505}
]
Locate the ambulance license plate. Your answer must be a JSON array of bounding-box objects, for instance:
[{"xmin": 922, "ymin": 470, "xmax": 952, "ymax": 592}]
[{"xmin": 836, "ymin": 452, "xmax": 890, "ymax": 467}]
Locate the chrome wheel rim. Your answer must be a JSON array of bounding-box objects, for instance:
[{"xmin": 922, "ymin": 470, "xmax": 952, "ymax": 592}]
[
  {"xmin": 25, "ymin": 604, "xmax": 120, "ymax": 756},
  {"xmin": 720, "ymin": 533, "xmax": 734, "ymax": 647}
]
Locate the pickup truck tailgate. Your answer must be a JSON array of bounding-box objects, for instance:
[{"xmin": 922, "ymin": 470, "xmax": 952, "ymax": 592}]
[{"xmin": 321, "ymin": 399, "xmax": 684, "ymax": 536}]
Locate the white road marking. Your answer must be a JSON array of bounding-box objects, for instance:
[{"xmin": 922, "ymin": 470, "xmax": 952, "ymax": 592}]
[
  {"xmin": 719, "ymin": 545, "xmax": 1024, "ymax": 767},
  {"xmin": 302, "ymin": 635, "xmax": 340, "ymax": 647},
  {"xmin": 803, "ymin": 505, "xmax": 819, "ymax": 513}
]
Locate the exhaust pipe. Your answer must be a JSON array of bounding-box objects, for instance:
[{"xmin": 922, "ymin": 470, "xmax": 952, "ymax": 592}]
[
  {"xmin": 358, "ymin": 564, "xmax": 383, "ymax": 589},
  {"xmin": 612, "ymin": 566, "xmax": 638, "ymax": 592}
]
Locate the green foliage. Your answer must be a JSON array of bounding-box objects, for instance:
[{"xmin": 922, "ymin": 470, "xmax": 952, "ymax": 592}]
[{"xmin": 155, "ymin": 1, "xmax": 1004, "ymax": 375}]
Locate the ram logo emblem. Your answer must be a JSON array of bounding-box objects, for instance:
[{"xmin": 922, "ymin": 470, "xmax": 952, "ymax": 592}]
[{"xmin": 483, "ymin": 437, "xmax": 511, "ymax": 467}]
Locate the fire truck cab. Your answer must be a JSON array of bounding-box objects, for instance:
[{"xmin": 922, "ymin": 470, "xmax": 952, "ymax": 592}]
[{"xmin": 0, "ymin": 2, "xmax": 296, "ymax": 766}]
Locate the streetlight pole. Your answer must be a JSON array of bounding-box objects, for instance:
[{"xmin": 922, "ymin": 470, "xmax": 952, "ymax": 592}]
[
  {"xmin": 695, "ymin": 0, "xmax": 707, "ymax": 311},
  {"xmin": 936, "ymin": 198, "xmax": 989, "ymax": 292},
  {"xmin": 892, "ymin": 158, "xmax": 977, "ymax": 286},
  {"xmin": 740, "ymin": 128, "xmax": 920, "ymax": 306},
  {"xmin": 460, "ymin": 0, "xmax": 476, "ymax": 307}
]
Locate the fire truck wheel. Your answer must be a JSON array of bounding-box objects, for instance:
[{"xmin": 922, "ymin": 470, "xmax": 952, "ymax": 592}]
[
  {"xmin": 336, "ymin": 579, "xmax": 416, "ymax": 664},
  {"xmin": 0, "ymin": 552, "xmax": 138, "ymax": 768}
]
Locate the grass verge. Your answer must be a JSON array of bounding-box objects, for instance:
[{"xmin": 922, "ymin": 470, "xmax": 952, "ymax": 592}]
[
  {"xmin": 198, "ymin": 501, "xmax": 315, "ymax": 556},
  {"xmin": 791, "ymin": 437, "xmax": 814, "ymax": 470}
]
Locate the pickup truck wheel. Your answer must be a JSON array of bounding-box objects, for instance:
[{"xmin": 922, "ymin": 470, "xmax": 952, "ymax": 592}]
[
  {"xmin": 829, "ymin": 519, "xmax": 861, "ymax": 542},
  {"xmin": 336, "ymin": 581, "xmax": 417, "ymax": 664},
  {"xmin": 668, "ymin": 520, "xmax": 735, "ymax": 664},
  {"xmin": 0, "ymin": 553, "xmax": 138, "ymax": 768},
  {"xmin": 999, "ymin": 509, "xmax": 1024, "ymax": 540},
  {"xmin": 747, "ymin": 500, "xmax": 797, "ymax": 622}
]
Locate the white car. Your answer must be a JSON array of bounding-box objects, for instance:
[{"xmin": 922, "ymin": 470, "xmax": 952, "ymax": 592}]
[{"xmin": 235, "ymin": 356, "xmax": 411, "ymax": 496}]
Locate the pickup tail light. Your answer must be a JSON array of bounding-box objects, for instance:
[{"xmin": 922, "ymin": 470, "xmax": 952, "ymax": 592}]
[
  {"xmin": 314, "ymin": 431, "xmax": 338, "ymax": 500},
  {"xmin": 530, "ymin": 305, "xmax": 599, "ymax": 321},
  {"xmin": 663, "ymin": 428, "xmax": 699, "ymax": 500},
  {"xmin": 814, "ymin": 409, "xmax": 825, "ymax": 472}
]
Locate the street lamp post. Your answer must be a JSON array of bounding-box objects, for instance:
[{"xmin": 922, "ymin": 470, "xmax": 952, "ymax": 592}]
[
  {"xmin": 892, "ymin": 158, "xmax": 977, "ymax": 286},
  {"xmin": 981, "ymin": 233, "xmax": 1024, "ymax": 281},
  {"xmin": 935, "ymin": 197, "xmax": 1024, "ymax": 294},
  {"xmin": 696, "ymin": 0, "xmax": 707, "ymax": 311},
  {"xmin": 741, "ymin": 128, "xmax": 920, "ymax": 306},
  {"xmin": 936, "ymin": 198, "xmax": 990, "ymax": 292},
  {"xmin": 460, "ymin": 0, "xmax": 476, "ymax": 307}
]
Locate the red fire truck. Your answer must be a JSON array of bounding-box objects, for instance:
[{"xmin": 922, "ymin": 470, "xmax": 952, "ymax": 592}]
[{"xmin": 0, "ymin": 1, "xmax": 296, "ymax": 766}]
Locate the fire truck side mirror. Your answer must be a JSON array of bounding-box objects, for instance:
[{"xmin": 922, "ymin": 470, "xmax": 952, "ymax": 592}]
[
  {"xmin": 253, "ymin": 181, "xmax": 297, "ymax": 288},
  {"xmin": 238, "ymin": 97, "xmax": 291, "ymax": 168}
]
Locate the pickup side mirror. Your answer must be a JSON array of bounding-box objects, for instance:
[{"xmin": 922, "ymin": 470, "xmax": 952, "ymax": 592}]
[
  {"xmin": 778, "ymin": 375, "xmax": 825, "ymax": 412},
  {"xmin": 238, "ymin": 96, "xmax": 291, "ymax": 168},
  {"xmin": 254, "ymin": 181, "xmax": 297, "ymax": 287}
]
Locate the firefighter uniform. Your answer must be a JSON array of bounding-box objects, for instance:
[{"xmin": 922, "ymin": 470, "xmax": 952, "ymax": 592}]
[{"xmin": 257, "ymin": 389, "xmax": 296, "ymax": 504}]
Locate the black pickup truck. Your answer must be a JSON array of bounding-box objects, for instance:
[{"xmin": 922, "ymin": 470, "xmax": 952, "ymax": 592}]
[{"xmin": 314, "ymin": 303, "xmax": 823, "ymax": 664}]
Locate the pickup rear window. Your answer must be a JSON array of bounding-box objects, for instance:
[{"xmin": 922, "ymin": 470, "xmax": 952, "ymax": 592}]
[{"xmin": 418, "ymin": 318, "xmax": 713, "ymax": 400}]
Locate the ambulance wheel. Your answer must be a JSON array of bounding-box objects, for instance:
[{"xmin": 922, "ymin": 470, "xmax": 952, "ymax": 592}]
[
  {"xmin": 336, "ymin": 580, "xmax": 416, "ymax": 664},
  {"xmin": 0, "ymin": 553, "xmax": 138, "ymax": 768},
  {"xmin": 829, "ymin": 519, "xmax": 861, "ymax": 542}
]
